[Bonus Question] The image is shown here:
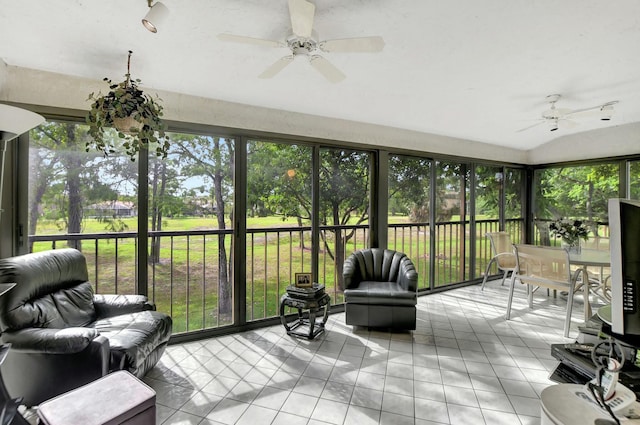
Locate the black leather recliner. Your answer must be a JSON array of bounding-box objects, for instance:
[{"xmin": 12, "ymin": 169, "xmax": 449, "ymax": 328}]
[
  {"xmin": 343, "ymin": 248, "xmax": 418, "ymax": 330},
  {"xmin": 0, "ymin": 248, "xmax": 172, "ymax": 406}
]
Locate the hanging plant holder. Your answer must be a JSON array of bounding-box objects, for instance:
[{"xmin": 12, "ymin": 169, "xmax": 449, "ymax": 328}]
[
  {"xmin": 113, "ymin": 116, "xmax": 144, "ymax": 134},
  {"xmin": 86, "ymin": 50, "xmax": 169, "ymax": 161}
]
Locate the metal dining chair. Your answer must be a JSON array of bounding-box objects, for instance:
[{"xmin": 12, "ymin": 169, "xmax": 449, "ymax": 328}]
[
  {"xmin": 480, "ymin": 232, "xmax": 517, "ymax": 290},
  {"xmin": 506, "ymin": 244, "xmax": 586, "ymax": 337},
  {"xmin": 582, "ymin": 236, "xmax": 611, "ymax": 302}
]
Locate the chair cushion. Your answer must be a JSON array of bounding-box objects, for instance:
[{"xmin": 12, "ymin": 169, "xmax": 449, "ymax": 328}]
[
  {"xmin": 9, "ymin": 282, "xmax": 96, "ymax": 330},
  {"xmin": 91, "ymin": 311, "xmax": 172, "ymax": 376},
  {"xmin": 0, "ymin": 249, "xmax": 93, "ymax": 331},
  {"xmin": 344, "ymin": 281, "xmax": 417, "ymax": 306}
]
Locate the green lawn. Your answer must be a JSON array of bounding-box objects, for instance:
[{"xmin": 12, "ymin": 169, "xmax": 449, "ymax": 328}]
[{"xmin": 32, "ymin": 215, "xmax": 509, "ymax": 333}]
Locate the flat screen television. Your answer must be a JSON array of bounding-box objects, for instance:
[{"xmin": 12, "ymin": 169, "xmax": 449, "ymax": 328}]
[{"xmin": 607, "ymin": 198, "xmax": 640, "ymax": 336}]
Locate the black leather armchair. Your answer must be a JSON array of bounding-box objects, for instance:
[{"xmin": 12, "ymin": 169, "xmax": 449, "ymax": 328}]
[
  {"xmin": 0, "ymin": 248, "xmax": 172, "ymax": 406},
  {"xmin": 343, "ymin": 248, "xmax": 418, "ymax": 330}
]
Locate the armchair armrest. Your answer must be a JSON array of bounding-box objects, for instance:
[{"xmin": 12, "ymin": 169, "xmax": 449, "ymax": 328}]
[
  {"xmin": 93, "ymin": 294, "xmax": 155, "ymax": 318},
  {"xmin": 343, "ymin": 255, "xmax": 362, "ymax": 289},
  {"xmin": 398, "ymin": 257, "xmax": 418, "ymax": 292},
  {"xmin": 2, "ymin": 327, "xmax": 101, "ymax": 354},
  {"xmin": 0, "ymin": 333, "xmax": 110, "ymax": 406},
  {"xmin": 494, "ymin": 252, "xmax": 517, "ymax": 269}
]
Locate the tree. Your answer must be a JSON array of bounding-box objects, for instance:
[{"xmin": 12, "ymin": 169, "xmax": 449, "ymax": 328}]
[
  {"xmin": 247, "ymin": 143, "xmax": 370, "ymax": 290},
  {"xmin": 171, "ymin": 135, "xmax": 234, "ymax": 317},
  {"xmin": 28, "ymin": 135, "xmax": 61, "ymax": 251},
  {"xmin": 319, "ymin": 149, "xmax": 370, "ymax": 289},
  {"xmin": 388, "ymin": 156, "xmax": 431, "ymax": 221},
  {"xmin": 631, "ymin": 162, "xmax": 640, "ymax": 200},
  {"xmin": 149, "ymin": 154, "xmax": 184, "ymax": 264},
  {"xmin": 534, "ymin": 164, "xmax": 619, "ymax": 243},
  {"xmin": 29, "ymin": 122, "xmax": 97, "ymax": 249},
  {"xmin": 29, "ymin": 122, "xmax": 142, "ymax": 253}
]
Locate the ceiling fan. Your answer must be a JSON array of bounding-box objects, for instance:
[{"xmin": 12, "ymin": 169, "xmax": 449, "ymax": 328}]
[
  {"xmin": 517, "ymin": 94, "xmax": 619, "ymax": 133},
  {"xmin": 217, "ymin": 0, "xmax": 385, "ymax": 83}
]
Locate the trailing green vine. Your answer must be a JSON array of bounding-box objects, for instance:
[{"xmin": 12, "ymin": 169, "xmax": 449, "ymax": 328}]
[{"xmin": 86, "ymin": 50, "xmax": 169, "ymax": 161}]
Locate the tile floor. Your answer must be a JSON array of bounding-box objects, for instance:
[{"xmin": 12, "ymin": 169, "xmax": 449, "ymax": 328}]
[{"xmin": 26, "ymin": 278, "xmax": 599, "ymax": 424}]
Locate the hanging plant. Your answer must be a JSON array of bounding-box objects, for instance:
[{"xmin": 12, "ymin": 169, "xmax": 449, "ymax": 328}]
[{"xmin": 86, "ymin": 50, "xmax": 169, "ymax": 161}]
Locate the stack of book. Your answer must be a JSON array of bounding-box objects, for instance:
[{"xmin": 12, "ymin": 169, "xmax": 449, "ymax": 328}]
[{"xmin": 286, "ymin": 283, "xmax": 325, "ymax": 300}]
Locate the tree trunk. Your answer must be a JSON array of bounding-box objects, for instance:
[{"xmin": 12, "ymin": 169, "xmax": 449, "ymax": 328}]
[
  {"xmin": 63, "ymin": 124, "xmax": 83, "ymax": 250},
  {"xmin": 297, "ymin": 216, "xmax": 305, "ymax": 251},
  {"xmin": 213, "ymin": 139, "xmax": 231, "ymax": 317},
  {"xmin": 332, "ymin": 201, "xmax": 346, "ymax": 291},
  {"xmin": 458, "ymin": 172, "xmax": 466, "ymax": 281},
  {"xmin": 149, "ymin": 160, "xmax": 166, "ymax": 264},
  {"xmin": 537, "ymin": 221, "xmax": 551, "ymax": 246},
  {"xmin": 587, "ymin": 181, "xmax": 596, "ymax": 234},
  {"xmin": 28, "ymin": 153, "xmax": 51, "ymax": 252}
]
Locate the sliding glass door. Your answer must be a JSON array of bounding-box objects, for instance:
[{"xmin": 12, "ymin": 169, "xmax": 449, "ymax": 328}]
[{"xmin": 245, "ymin": 140, "xmax": 312, "ymax": 322}]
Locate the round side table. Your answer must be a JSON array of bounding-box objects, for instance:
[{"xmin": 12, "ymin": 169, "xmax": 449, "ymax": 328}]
[
  {"xmin": 540, "ymin": 384, "xmax": 618, "ymax": 424},
  {"xmin": 279, "ymin": 287, "xmax": 330, "ymax": 340}
]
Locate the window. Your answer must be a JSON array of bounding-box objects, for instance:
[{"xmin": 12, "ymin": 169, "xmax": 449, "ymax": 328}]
[
  {"xmin": 23, "ymin": 112, "xmax": 574, "ymax": 339},
  {"xmin": 29, "ymin": 120, "xmax": 138, "ymax": 294},
  {"xmin": 474, "ymin": 165, "xmax": 503, "ymax": 279},
  {"xmin": 319, "ymin": 148, "xmax": 371, "ymax": 301},
  {"xmin": 533, "ymin": 164, "xmax": 619, "ymax": 245},
  {"xmin": 388, "ymin": 155, "xmax": 432, "ymax": 289},
  {"xmin": 630, "ymin": 160, "xmax": 640, "ymax": 200},
  {"xmin": 504, "ymin": 167, "xmax": 524, "ymax": 241},
  {"xmin": 146, "ymin": 132, "xmax": 235, "ymax": 332},
  {"xmin": 246, "ymin": 140, "xmax": 311, "ymax": 321},
  {"xmin": 435, "ymin": 161, "xmax": 470, "ymax": 285}
]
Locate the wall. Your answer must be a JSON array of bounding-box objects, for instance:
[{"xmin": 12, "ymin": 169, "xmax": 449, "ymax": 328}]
[
  {"xmin": 527, "ymin": 122, "xmax": 640, "ymax": 164},
  {"xmin": 0, "ymin": 64, "xmax": 527, "ymax": 164},
  {"xmin": 3, "ymin": 64, "xmax": 638, "ymax": 165},
  {"xmin": 0, "ymin": 60, "xmax": 7, "ymax": 95}
]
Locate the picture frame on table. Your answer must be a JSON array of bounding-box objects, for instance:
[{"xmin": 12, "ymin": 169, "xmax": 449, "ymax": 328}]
[{"xmin": 295, "ymin": 272, "xmax": 313, "ymax": 288}]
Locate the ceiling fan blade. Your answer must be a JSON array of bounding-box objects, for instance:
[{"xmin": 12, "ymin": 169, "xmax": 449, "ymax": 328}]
[
  {"xmin": 288, "ymin": 0, "xmax": 315, "ymax": 38},
  {"xmin": 319, "ymin": 36, "xmax": 386, "ymax": 53},
  {"xmin": 217, "ymin": 33, "xmax": 283, "ymax": 48},
  {"xmin": 561, "ymin": 118, "xmax": 579, "ymax": 128},
  {"xmin": 258, "ymin": 55, "xmax": 294, "ymax": 79},
  {"xmin": 565, "ymin": 100, "xmax": 619, "ymax": 117},
  {"xmin": 309, "ymin": 55, "xmax": 346, "ymax": 83},
  {"xmin": 565, "ymin": 108, "xmax": 601, "ymax": 119},
  {"xmin": 542, "ymin": 107, "xmax": 570, "ymax": 119},
  {"xmin": 516, "ymin": 120, "xmax": 544, "ymax": 133}
]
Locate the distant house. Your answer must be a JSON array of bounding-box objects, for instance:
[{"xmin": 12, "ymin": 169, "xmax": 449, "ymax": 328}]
[{"xmin": 85, "ymin": 201, "xmax": 137, "ymax": 218}]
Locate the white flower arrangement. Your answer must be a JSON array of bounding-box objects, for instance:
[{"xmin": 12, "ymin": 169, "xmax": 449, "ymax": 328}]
[{"xmin": 549, "ymin": 218, "xmax": 589, "ymax": 246}]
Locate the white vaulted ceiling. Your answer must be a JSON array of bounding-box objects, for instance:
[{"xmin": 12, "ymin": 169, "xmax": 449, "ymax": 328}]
[{"xmin": 0, "ymin": 0, "xmax": 639, "ymax": 162}]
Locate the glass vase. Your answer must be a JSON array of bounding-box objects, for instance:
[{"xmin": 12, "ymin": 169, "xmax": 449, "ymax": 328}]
[{"xmin": 562, "ymin": 241, "xmax": 581, "ymax": 255}]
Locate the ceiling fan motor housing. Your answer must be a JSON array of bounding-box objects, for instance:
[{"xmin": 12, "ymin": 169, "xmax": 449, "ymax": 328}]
[{"xmin": 287, "ymin": 34, "xmax": 318, "ymax": 56}]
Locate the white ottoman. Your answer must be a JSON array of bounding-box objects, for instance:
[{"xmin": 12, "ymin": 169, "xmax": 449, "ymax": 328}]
[{"xmin": 37, "ymin": 371, "xmax": 156, "ymax": 425}]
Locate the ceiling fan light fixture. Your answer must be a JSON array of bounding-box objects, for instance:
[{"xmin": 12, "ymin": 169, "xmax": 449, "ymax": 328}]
[
  {"xmin": 600, "ymin": 104, "xmax": 614, "ymax": 121},
  {"xmin": 518, "ymin": 95, "xmax": 619, "ymax": 133},
  {"xmin": 142, "ymin": 1, "xmax": 169, "ymax": 33}
]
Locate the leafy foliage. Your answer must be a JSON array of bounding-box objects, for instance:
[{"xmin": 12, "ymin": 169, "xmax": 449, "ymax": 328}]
[
  {"xmin": 535, "ymin": 164, "xmax": 619, "ymax": 222},
  {"xmin": 86, "ymin": 51, "xmax": 168, "ymax": 161}
]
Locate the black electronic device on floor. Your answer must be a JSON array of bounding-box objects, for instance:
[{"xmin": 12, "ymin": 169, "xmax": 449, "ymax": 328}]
[
  {"xmin": 550, "ymin": 342, "xmax": 640, "ymax": 394},
  {"xmin": 551, "ymin": 343, "xmax": 598, "ymax": 382}
]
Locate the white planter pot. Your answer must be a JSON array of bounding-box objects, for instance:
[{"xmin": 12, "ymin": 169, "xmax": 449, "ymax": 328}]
[{"xmin": 113, "ymin": 116, "xmax": 143, "ymax": 134}]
